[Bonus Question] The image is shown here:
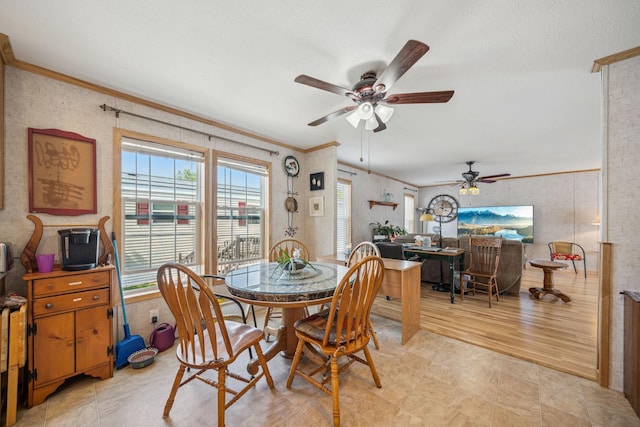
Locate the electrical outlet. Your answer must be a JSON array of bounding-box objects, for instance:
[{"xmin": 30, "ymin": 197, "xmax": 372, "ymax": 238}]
[{"xmin": 149, "ymin": 308, "xmax": 159, "ymax": 324}]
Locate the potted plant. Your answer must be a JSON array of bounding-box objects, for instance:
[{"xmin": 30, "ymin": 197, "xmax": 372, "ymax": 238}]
[{"xmin": 371, "ymin": 220, "xmax": 407, "ymax": 240}]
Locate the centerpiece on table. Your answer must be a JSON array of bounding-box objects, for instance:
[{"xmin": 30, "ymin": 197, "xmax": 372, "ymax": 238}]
[{"xmin": 271, "ymin": 248, "xmax": 317, "ymax": 278}]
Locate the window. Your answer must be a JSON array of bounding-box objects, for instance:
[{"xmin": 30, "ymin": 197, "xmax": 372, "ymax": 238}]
[
  {"xmin": 404, "ymin": 193, "xmax": 415, "ymax": 233},
  {"xmin": 120, "ymin": 136, "xmax": 206, "ymax": 292},
  {"xmin": 337, "ymin": 179, "xmax": 352, "ymax": 254},
  {"xmin": 216, "ymin": 155, "xmax": 268, "ymax": 275}
]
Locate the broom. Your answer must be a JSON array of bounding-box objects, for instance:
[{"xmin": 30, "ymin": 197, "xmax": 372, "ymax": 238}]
[{"xmin": 112, "ymin": 232, "xmax": 146, "ymax": 368}]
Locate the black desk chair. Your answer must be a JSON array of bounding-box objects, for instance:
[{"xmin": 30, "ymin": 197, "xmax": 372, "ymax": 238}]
[{"xmin": 375, "ymin": 242, "xmax": 405, "ymax": 260}]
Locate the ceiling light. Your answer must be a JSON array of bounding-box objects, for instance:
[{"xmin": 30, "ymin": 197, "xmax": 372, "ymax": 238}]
[
  {"xmin": 346, "ymin": 102, "xmax": 393, "ymax": 129},
  {"xmin": 459, "ymin": 184, "xmax": 467, "ymax": 195},
  {"xmin": 469, "ymin": 183, "xmax": 480, "ymax": 195},
  {"xmin": 376, "ymin": 104, "xmax": 394, "ymax": 123}
]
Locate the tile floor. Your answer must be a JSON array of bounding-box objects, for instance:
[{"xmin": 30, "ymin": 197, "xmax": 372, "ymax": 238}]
[{"xmin": 12, "ymin": 314, "xmax": 640, "ymax": 426}]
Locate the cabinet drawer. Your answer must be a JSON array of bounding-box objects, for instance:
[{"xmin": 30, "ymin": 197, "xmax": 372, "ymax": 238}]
[
  {"xmin": 33, "ymin": 288, "xmax": 109, "ymax": 316},
  {"xmin": 32, "ymin": 271, "xmax": 110, "ymax": 297}
]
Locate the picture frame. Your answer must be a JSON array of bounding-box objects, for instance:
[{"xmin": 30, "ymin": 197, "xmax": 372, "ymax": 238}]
[
  {"xmin": 309, "ymin": 196, "xmax": 324, "ymax": 217},
  {"xmin": 309, "ymin": 172, "xmax": 324, "ymax": 191},
  {"xmin": 28, "ymin": 128, "xmax": 97, "ymax": 216}
]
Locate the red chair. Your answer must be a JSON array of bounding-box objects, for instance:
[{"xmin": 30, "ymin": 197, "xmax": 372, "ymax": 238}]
[{"xmin": 548, "ymin": 241, "xmax": 586, "ymax": 278}]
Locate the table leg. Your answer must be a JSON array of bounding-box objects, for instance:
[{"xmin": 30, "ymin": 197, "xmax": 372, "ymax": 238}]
[
  {"xmin": 449, "ymin": 259, "xmax": 455, "ymax": 304},
  {"xmin": 528, "ymin": 267, "xmax": 571, "ymax": 303},
  {"xmin": 246, "ymin": 306, "xmax": 305, "ymax": 375}
]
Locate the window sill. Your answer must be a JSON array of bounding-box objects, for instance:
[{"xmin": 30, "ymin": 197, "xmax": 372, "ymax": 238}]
[{"xmin": 123, "ymin": 288, "xmax": 162, "ymax": 305}]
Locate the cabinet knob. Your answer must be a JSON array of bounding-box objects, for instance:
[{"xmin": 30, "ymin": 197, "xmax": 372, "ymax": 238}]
[
  {"xmin": 45, "ymin": 303, "xmax": 53, "ymax": 309},
  {"xmin": 93, "ymin": 295, "xmax": 100, "ymax": 301}
]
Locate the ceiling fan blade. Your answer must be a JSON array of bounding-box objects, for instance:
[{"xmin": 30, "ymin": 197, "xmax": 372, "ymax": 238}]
[
  {"xmin": 374, "ymin": 40, "xmax": 430, "ymax": 93},
  {"xmin": 372, "ymin": 113, "xmax": 386, "ymax": 133},
  {"xmin": 477, "ymin": 173, "xmax": 511, "ymax": 183},
  {"xmin": 383, "ymin": 90, "xmax": 454, "ymax": 104},
  {"xmin": 295, "ymin": 75, "xmax": 353, "ymax": 97},
  {"xmin": 307, "ymin": 106, "xmax": 356, "ymax": 126}
]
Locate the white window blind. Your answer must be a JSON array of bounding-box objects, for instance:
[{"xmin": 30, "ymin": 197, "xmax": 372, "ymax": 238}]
[
  {"xmin": 337, "ymin": 179, "xmax": 352, "ymax": 254},
  {"xmin": 404, "ymin": 194, "xmax": 415, "ymax": 233}
]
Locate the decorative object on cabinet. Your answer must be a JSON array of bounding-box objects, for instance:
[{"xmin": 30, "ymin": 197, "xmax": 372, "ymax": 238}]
[
  {"xmin": 23, "ymin": 264, "xmax": 115, "ymax": 407},
  {"xmin": 309, "ymin": 196, "xmax": 324, "ymax": 216},
  {"xmin": 28, "ymin": 128, "xmax": 97, "ymax": 216},
  {"xmin": 20, "ymin": 215, "xmax": 114, "ymax": 273},
  {"xmin": 309, "ymin": 172, "xmax": 324, "ymax": 191}
]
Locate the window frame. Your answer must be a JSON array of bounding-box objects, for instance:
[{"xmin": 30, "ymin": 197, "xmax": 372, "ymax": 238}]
[
  {"xmin": 113, "ymin": 128, "xmax": 210, "ymax": 295},
  {"xmin": 213, "ymin": 151, "xmax": 271, "ymax": 275}
]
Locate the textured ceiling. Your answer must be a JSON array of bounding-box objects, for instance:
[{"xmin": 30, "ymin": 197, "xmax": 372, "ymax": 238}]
[{"xmin": 1, "ymin": 1, "xmax": 639, "ymax": 186}]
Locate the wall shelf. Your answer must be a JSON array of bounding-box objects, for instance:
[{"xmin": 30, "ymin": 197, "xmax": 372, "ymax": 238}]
[{"xmin": 368, "ymin": 200, "xmax": 398, "ymax": 210}]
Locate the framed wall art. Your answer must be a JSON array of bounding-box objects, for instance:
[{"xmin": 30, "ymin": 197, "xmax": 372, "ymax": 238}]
[
  {"xmin": 309, "ymin": 196, "xmax": 324, "ymax": 217},
  {"xmin": 310, "ymin": 172, "xmax": 324, "ymax": 191},
  {"xmin": 28, "ymin": 128, "xmax": 97, "ymax": 216}
]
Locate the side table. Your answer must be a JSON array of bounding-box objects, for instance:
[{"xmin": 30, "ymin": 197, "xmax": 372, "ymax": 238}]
[{"xmin": 528, "ymin": 259, "xmax": 570, "ymax": 302}]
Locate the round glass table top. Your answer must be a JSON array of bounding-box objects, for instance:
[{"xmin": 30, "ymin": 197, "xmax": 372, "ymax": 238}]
[{"xmin": 225, "ymin": 261, "xmax": 349, "ymax": 303}]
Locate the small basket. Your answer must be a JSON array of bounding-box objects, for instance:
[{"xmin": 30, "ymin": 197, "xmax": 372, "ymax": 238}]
[{"xmin": 127, "ymin": 347, "xmax": 158, "ymax": 369}]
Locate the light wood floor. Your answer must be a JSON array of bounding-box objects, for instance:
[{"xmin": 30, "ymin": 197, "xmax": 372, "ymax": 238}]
[{"xmin": 372, "ymin": 264, "xmax": 598, "ymax": 380}]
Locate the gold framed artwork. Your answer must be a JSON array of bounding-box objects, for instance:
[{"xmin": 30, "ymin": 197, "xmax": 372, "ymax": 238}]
[
  {"xmin": 309, "ymin": 196, "xmax": 324, "ymax": 217},
  {"xmin": 28, "ymin": 128, "xmax": 97, "ymax": 216}
]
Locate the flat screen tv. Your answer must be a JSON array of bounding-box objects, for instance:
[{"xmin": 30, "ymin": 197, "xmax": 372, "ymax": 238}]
[{"xmin": 457, "ymin": 205, "xmax": 534, "ymax": 243}]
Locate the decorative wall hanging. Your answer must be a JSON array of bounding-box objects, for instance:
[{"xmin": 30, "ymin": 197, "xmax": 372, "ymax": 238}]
[
  {"xmin": 310, "ymin": 172, "xmax": 324, "ymax": 191},
  {"xmin": 284, "ymin": 155, "xmax": 300, "ymax": 236},
  {"xmin": 309, "ymin": 196, "xmax": 324, "ymax": 217},
  {"xmin": 28, "ymin": 128, "xmax": 97, "ymax": 215}
]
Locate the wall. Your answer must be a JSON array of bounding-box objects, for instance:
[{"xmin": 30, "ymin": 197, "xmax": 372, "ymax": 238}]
[
  {"xmin": 418, "ymin": 171, "xmax": 600, "ymax": 271},
  {"xmin": 602, "ymin": 54, "xmax": 640, "ymax": 391},
  {"xmin": 0, "ymin": 66, "xmax": 335, "ymax": 343}
]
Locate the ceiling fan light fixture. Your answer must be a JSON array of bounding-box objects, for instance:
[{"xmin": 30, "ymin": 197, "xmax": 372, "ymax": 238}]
[
  {"xmin": 364, "ymin": 115, "xmax": 379, "ymax": 130},
  {"xmin": 346, "ymin": 102, "xmax": 375, "ymax": 128},
  {"xmin": 346, "ymin": 110, "xmax": 362, "ymax": 128},
  {"xmin": 459, "ymin": 184, "xmax": 467, "ymax": 195},
  {"xmin": 375, "ymin": 104, "xmax": 394, "ymax": 123},
  {"xmin": 469, "ymin": 184, "xmax": 480, "ymax": 195}
]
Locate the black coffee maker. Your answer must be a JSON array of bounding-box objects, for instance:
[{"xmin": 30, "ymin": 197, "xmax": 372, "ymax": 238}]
[{"xmin": 58, "ymin": 228, "xmax": 100, "ymax": 270}]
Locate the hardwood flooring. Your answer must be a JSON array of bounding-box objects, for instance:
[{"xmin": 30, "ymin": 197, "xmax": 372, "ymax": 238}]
[{"xmin": 372, "ymin": 264, "xmax": 598, "ymax": 380}]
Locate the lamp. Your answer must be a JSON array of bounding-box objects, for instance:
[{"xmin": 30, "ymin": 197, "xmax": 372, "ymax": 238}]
[
  {"xmin": 347, "ymin": 102, "xmax": 394, "ymax": 129},
  {"xmin": 459, "ymin": 181, "xmax": 480, "ymax": 195},
  {"xmin": 419, "ymin": 212, "xmax": 433, "ymax": 234}
]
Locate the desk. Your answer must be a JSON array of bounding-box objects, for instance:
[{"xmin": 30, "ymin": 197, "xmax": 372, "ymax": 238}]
[
  {"xmin": 528, "ymin": 259, "xmax": 570, "ymax": 302},
  {"xmin": 402, "ymin": 247, "xmax": 465, "ymax": 304},
  {"xmin": 317, "ymin": 254, "xmax": 422, "ymax": 345},
  {"xmin": 225, "ymin": 262, "xmax": 347, "ymax": 373}
]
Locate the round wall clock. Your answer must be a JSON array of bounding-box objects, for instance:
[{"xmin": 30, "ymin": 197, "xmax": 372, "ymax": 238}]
[
  {"xmin": 427, "ymin": 194, "xmax": 459, "ymax": 223},
  {"xmin": 284, "ymin": 155, "xmax": 300, "ymax": 177}
]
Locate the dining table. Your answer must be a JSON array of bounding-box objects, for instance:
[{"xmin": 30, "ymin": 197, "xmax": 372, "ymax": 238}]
[{"xmin": 224, "ymin": 261, "xmax": 349, "ymax": 374}]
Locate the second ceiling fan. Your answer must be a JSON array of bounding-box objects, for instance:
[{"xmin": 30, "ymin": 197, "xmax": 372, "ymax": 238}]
[
  {"xmin": 457, "ymin": 161, "xmax": 511, "ymax": 195},
  {"xmin": 295, "ymin": 40, "xmax": 454, "ymax": 132}
]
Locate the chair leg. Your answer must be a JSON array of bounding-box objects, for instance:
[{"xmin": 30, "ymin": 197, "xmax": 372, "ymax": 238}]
[
  {"xmin": 218, "ymin": 367, "xmax": 226, "ymax": 427},
  {"xmin": 331, "ymin": 354, "xmax": 340, "ymax": 427},
  {"xmin": 362, "ymin": 346, "xmax": 382, "ymax": 388},
  {"xmin": 163, "ymin": 364, "xmax": 186, "ymax": 417},
  {"xmin": 368, "ymin": 319, "xmax": 380, "ymax": 350},
  {"xmin": 571, "ymin": 259, "xmax": 577, "ymax": 274},
  {"xmin": 255, "ymin": 343, "xmax": 275, "ymax": 389},
  {"xmin": 286, "ymin": 338, "xmax": 306, "ymax": 388},
  {"xmin": 460, "ymin": 274, "xmax": 465, "ymax": 301},
  {"xmin": 583, "ymin": 258, "xmax": 587, "ymax": 279}
]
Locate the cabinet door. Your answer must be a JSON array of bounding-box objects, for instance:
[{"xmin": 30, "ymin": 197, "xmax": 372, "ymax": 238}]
[
  {"xmin": 76, "ymin": 305, "xmax": 111, "ymax": 372},
  {"xmin": 33, "ymin": 312, "xmax": 75, "ymax": 386}
]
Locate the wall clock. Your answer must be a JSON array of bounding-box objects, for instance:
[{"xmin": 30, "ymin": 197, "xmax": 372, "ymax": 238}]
[
  {"xmin": 284, "ymin": 155, "xmax": 300, "ymax": 177},
  {"xmin": 427, "ymin": 194, "xmax": 459, "ymax": 223}
]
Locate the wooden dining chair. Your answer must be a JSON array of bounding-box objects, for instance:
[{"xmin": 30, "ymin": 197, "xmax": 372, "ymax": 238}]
[
  {"xmin": 460, "ymin": 235, "xmax": 503, "ymax": 307},
  {"xmin": 347, "ymin": 241, "xmax": 382, "ymax": 350},
  {"xmin": 264, "ymin": 239, "xmax": 311, "ymax": 340},
  {"xmin": 157, "ymin": 263, "xmax": 274, "ymax": 427},
  {"xmin": 548, "ymin": 241, "xmax": 587, "ymax": 278},
  {"xmin": 286, "ymin": 255, "xmax": 384, "ymax": 427}
]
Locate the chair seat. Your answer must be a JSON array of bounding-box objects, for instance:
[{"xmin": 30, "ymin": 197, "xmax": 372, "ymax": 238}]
[
  {"xmin": 294, "ymin": 309, "xmax": 366, "ymax": 346},
  {"xmin": 176, "ymin": 321, "xmax": 263, "ymax": 367},
  {"xmin": 551, "ymin": 252, "xmax": 583, "ymax": 261}
]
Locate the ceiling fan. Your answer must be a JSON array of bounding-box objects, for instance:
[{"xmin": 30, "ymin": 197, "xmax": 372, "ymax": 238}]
[
  {"xmin": 295, "ymin": 40, "xmax": 454, "ymax": 132},
  {"xmin": 458, "ymin": 161, "xmax": 511, "ymax": 195}
]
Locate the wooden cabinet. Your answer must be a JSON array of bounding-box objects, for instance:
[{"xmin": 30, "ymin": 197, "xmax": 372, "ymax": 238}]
[
  {"xmin": 23, "ymin": 265, "xmax": 114, "ymax": 407},
  {"xmin": 624, "ymin": 290, "xmax": 640, "ymax": 418}
]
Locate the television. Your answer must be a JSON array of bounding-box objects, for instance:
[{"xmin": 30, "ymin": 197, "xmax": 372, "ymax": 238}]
[{"xmin": 457, "ymin": 205, "xmax": 534, "ymax": 243}]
